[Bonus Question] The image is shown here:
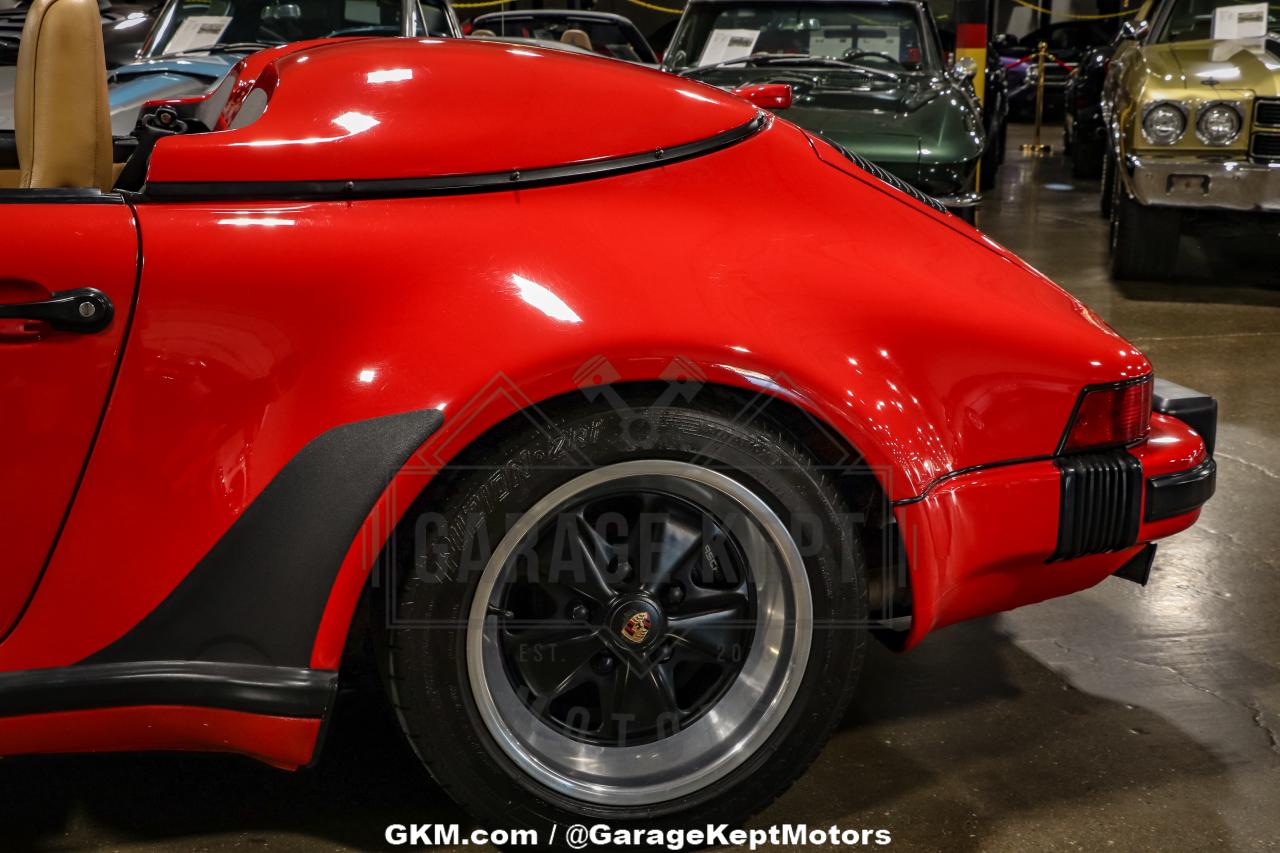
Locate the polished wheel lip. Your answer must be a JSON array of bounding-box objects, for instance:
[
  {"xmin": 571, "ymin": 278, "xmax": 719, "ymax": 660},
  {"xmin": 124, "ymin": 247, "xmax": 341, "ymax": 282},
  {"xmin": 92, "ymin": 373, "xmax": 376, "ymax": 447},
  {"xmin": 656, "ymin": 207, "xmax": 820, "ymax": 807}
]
[{"xmin": 466, "ymin": 459, "xmax": 812, "ymax": 807}]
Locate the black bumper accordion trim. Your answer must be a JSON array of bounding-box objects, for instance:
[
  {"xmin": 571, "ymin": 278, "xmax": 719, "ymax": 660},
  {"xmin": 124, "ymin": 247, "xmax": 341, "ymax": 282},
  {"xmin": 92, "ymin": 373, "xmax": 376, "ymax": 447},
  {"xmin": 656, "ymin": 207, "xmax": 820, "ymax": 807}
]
[{"xmin": 1051, "ymin": 451, "xmax": 1143, "ymax": 561}]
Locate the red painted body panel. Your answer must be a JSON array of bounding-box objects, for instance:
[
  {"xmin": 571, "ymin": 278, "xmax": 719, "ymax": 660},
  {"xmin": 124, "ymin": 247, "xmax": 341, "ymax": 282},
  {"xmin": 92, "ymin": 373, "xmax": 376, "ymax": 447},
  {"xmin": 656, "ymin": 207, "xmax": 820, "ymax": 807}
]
[
  {"xmin": 895, "ymin": 411, "xmax": 1207, "ymax": 646},
  {"xmin": 0, "ymin": 204, "xmax": 138, "ymax": 639},
  {"xmin": 0, "ymin": 706, "xmax": 318, "ymax": 768},
  {"xmin": 0, "ymin": 119, "xmax": 1158, "ymax": 670},
  {"xmin": 146, "ymin": 39, "xmax": 756, "ymax": 184},
  {"xmin": 0, "ymin": 41, "xmax": 1212, "ymax": 769}
]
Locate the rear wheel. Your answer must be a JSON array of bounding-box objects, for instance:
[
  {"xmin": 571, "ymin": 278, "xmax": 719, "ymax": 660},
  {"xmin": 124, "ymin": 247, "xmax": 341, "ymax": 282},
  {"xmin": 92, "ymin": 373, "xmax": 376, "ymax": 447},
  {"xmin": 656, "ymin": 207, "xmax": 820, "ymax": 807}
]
[
  {"xmin": 1110, "ymin": 176, "xmax": 1180, "ymax": 280},
  {"xmin": 379, "ymin": 394, "xmax": 868, "ymax": 841}
]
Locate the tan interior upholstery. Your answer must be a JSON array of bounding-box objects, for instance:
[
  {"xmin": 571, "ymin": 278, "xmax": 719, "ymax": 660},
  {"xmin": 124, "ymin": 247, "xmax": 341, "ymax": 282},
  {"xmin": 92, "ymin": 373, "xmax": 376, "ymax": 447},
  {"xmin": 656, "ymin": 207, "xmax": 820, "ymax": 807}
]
[
  {"xmin": 14, "ymin": 0, "xmax": 113, "ymax": 190},
  {"xmin": 560, "ymin": 28, "xmax": 592, "ymax": 51},
  {"xmin": 471, "ymin": 28, "xmax": 497, "ymax": 37}
]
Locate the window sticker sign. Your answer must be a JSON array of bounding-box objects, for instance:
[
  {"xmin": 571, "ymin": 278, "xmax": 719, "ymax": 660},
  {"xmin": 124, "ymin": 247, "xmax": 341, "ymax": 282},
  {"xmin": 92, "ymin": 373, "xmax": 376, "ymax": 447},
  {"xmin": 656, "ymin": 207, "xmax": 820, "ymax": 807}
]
[
  {"xmin": 165, "ymin": 15, "xmax": 232, "ymax": 53},
  {"xmin": 810, "ymin": 29, "xmax": 853, "ymax": 58},
  {"xmin": 856, "ymin": 29, "xmax": 901, "ymax": 58},
  {"xmin": 698, "ymin": 29, "xmax": 761, "ymax": 65},
  {"xmin": 1211, "ymin": 2, "xmax": 1268, "ymax": 39},
  {"xmin": 346, "ymin": 0, "xmax": 381, "ymax": 24}
]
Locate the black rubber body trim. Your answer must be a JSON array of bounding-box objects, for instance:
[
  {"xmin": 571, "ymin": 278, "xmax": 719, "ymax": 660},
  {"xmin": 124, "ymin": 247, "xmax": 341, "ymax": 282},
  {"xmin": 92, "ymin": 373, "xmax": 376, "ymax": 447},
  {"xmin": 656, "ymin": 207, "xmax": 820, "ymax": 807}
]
[
  {"xmin": 1113, "ymin": 542, "xmax": 1157, "ymax": 586},
  {"xmin": 891, "ymin": 453, "xmax": 1053, "ymax": 506},
  {"xmin": 139, "ymin": 113, "xmax": 768, "ymax": 202},
  {"xmin": 1152, "ymin": 378, "xmax": 1217, "ymax": 458},
  {"xmin": 1050, "ymin": 450, "xmax": 1143, "ymax": 561},
  {"xmin": 0, "ymin": 661, "xmax": 336, "ymax": 718},
  {"xmin": 823, "ymin": 137, "xmax": 951, "ymax": 215},
  {"xmin": 0, "ymin": 188, "xmax": 126, "ymax": 204},
  {"xmin": 1145, "ymin": 458, "xmax": 1217, "ymax": 522},
  {"xmin": 87, "ymin": 408, "xmax": 443, "ymax": 668}
]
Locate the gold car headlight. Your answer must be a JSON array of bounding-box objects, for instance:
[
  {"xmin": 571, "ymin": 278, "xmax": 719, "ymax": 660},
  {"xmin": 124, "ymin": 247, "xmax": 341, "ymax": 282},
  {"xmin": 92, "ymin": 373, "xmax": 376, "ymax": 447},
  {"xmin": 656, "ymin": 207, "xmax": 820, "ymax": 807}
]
[
  {"xmin": 1196, "ymin": 102, "xmax": 1242, "ymax": 145},
  {"xmin": 1141, "ymin": 101, "xmax": 1187, "ymax": 145}
]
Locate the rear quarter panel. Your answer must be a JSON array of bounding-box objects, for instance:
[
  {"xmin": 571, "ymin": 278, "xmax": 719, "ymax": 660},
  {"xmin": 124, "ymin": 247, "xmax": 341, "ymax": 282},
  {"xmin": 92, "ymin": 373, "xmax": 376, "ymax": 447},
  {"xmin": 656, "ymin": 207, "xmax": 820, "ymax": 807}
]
[{"xmin": 0, "ymin": 121, "xmax": 1140, "ymax": 670}]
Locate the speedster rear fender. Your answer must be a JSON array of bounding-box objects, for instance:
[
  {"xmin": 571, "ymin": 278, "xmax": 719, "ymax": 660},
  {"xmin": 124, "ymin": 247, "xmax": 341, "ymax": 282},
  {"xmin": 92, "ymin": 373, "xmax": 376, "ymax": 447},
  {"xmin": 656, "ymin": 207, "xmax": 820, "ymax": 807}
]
[{"xmin": 1, "ymin": 121, "xmax": 1144, "ymax": 680}]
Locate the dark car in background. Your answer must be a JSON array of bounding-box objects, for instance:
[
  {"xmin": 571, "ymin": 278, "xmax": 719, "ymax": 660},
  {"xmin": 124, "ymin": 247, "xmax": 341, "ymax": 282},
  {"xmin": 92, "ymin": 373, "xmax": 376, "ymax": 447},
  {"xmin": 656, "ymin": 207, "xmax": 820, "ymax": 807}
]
[
  {"xmin": 470, "ymin": 9, "xmax": 657, "ymax": 63},
  {"xmin": 663, "ymin": 0, "xmax": 986, "ymax": 215},
  {"xmin": 996, "ymin": 19, "xmax": 1118, "ymax": 119},
  {"xmin": 0, "ymin": 0, "xmax": 161, "ymax": 65},
  {"xmin": 1063, "ymin": 3, "xmax": 1150, "ymax": 178},
  {"xmin": 930, "ymin": 1, "xmax": 1008, "ymax": 191}
]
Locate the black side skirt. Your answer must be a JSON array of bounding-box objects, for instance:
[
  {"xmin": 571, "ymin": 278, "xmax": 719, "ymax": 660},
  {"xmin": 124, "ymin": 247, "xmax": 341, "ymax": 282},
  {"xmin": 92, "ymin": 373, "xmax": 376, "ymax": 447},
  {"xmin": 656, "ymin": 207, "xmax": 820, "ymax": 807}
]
[
  {"xmin": 87, "ymin": 407, "xmax": 443, "ymax": 669},
  {"xmin": 0, "ymin": 408, "xmax": 442, "ymax": 722},
  {"xmin": 0, "ymin": 661, "xmax": 336, "ymax": 719}
]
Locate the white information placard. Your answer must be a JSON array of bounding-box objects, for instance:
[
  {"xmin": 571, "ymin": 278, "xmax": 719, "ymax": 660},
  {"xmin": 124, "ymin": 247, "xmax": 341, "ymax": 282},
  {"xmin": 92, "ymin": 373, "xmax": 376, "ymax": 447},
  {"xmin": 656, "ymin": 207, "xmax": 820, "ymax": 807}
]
[
  {"xmin": 698, "ymin": 29, "xmax": 761, "ymax": 65},
  {"xmin": 1211, "ymin": 2, "xmax": 1268, "ymax": 39},
  {"xmin": 858, "ymin": 32, "xmax": 901, "ymax": 58},
  {"xmin": 164, "ymin": 15, "xmax": 232, "ymax": 53},
  {"xmin": 810, "ymin": 30, "xmax": 852, "ymax": 57}
]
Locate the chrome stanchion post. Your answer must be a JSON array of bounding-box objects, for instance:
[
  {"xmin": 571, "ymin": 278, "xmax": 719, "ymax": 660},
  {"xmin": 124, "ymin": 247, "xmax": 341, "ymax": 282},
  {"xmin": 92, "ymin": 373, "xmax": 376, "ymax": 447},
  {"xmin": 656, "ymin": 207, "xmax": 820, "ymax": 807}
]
[{"xmin": 1020, "ymin": 41, "xmax": 1052, "ymax": 156}]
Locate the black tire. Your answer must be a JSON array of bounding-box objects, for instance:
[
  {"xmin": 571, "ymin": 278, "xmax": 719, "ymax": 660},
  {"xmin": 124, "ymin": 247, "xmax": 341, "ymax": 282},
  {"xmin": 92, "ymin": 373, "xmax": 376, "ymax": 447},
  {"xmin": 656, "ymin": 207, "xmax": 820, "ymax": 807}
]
[
  {"xmin": 977, "ymin": 120, "xmax": 998, "ymax": 189},
  {"xmin": 954, "ymin": 205, "xmax": 978, "ymax": 225},
  {"xmin": 1100, "ymin": 150, "xmax": 1115, "ymax": 219},
  {"xmin": 378, "ymin": 391, "xmax": 868, "ymax": 845},
  {"xmin": 1071, "ymin": 135, "xmax": 1104, "ymax": 180},
  {"xmin": 1110, "ymin": 178, "xmax": 1181, "ymax": 280},
  {"xmin": 978, "ymin": 121, "xmax": 1005, "ymax": 191}
]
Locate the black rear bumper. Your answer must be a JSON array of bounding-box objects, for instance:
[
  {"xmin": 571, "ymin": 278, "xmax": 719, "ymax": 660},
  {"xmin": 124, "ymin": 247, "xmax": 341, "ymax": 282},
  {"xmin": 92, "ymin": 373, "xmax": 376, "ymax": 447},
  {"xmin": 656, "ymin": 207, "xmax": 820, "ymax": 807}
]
[{"xmin": 1051, "ymin": 378, "xmax": 1217, "ymax": 560}]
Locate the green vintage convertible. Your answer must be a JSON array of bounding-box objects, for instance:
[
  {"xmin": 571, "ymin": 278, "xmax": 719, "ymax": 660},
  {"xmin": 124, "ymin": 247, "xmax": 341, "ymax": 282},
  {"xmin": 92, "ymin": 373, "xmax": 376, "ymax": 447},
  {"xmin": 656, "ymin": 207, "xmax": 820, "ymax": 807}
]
[{"xmin": 663, "ymin": 0, "xmax": 986, "ymax": 216}]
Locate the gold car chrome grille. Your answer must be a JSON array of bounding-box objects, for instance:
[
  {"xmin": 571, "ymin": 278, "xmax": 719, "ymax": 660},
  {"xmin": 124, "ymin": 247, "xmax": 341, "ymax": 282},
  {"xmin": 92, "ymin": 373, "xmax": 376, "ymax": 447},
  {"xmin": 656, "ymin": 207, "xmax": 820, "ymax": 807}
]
[
  {"xmin": 1250, "ymin": 132, "xmax": 1280, "ymax": 163},
  {"xmin": 1254, "ymin": 99, "xmax": 1280, "ymax": 129}
]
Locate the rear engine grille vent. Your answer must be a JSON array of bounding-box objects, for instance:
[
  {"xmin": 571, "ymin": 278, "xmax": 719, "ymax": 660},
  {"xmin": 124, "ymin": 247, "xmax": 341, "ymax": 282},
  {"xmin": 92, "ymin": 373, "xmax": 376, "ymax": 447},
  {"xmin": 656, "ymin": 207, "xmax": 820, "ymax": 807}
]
[
  {"xmin": 826, "ymin": 139, "xmax": 952, "ymax": 215},
  {"xmin": 1254, "ymin": 99, "xmax": 1280, "ymax": 129},
  {"xmin": 1250, "ymin": 132, "xmax": 1280, "ymax": 163},
  {"xmin": 1051, "ymin": 451, "xmax": 1142, "ymax": 561}
]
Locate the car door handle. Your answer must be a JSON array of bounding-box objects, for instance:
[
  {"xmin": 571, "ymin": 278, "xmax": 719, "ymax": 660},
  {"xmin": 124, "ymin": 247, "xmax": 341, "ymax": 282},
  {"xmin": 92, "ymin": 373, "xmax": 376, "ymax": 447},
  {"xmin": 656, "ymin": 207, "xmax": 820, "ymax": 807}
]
[{"xmin": 0, "ymin": 288, "xmax": 114, "ymax": 334}]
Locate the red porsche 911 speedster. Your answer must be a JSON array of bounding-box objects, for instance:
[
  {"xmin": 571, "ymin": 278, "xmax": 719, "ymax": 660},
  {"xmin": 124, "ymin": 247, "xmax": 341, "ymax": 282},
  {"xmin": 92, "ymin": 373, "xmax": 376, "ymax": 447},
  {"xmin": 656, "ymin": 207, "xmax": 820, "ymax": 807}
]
[{"xmin": 0, "ymin": 0, "xmax": 1216, "ymax": 838}]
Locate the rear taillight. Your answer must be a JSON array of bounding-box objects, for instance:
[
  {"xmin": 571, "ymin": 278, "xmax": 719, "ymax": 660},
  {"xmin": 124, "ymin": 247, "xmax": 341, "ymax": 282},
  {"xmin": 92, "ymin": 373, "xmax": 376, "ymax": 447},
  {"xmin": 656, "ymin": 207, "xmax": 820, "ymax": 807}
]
[{"xmin": 1060, "ymin": 377, "xmax": 1153, "ymax": 453}]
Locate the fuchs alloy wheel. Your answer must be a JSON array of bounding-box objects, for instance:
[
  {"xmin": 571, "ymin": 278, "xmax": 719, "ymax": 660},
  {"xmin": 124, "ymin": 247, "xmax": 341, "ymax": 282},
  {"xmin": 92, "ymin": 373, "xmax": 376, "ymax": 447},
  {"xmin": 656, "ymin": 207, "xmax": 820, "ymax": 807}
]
[
  {"xmin": 469, "ymin": 460, "xmax": 810, "ymax": 805},
  {"xmin": 379, "ymin": 392, "xmax": 868, "ymax": 839}
]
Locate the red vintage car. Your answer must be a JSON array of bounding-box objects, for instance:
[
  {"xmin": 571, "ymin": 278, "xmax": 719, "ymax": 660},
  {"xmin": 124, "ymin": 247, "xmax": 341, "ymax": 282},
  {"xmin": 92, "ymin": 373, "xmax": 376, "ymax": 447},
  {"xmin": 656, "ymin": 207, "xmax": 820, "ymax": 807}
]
[{"xmin": 1, "ymin": 0, "xmax": 1216, "ymax": 837}]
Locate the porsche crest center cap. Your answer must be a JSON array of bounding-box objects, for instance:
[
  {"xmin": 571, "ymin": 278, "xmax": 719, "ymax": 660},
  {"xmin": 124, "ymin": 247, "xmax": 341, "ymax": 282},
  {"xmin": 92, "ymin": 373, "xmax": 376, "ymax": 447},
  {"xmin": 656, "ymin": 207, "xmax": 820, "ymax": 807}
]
[{"xmin": 621, "ymin": 610, "xmax": 652, "ymax": 644}]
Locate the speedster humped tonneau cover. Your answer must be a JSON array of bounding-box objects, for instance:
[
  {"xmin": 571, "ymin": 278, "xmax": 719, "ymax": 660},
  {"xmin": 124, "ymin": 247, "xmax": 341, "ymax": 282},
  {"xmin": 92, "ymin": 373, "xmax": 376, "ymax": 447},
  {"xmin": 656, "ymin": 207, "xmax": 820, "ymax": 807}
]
[{"xmin": 143, "ymin": 38, "xmax": 761, "ymax": 187}]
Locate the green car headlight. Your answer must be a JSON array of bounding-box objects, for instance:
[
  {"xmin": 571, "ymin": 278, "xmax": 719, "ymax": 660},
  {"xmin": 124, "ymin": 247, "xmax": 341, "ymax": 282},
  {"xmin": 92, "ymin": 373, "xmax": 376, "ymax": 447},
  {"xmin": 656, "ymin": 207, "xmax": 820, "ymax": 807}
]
[
  {"xmin": 1141, "ymin": 101, "xmax": 1187, "ymax": 145},
  {"xmin": 1196, "ymin": 103, "xmax": 1242, "ymax": 145}
]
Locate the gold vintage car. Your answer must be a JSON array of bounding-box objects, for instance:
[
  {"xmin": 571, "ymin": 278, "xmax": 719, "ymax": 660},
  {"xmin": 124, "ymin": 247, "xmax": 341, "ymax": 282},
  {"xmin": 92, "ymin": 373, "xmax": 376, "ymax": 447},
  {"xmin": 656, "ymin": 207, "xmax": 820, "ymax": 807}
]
[{"xmin": 1101, "ymin": 0, "xmax": 1279, "ymax": 279}]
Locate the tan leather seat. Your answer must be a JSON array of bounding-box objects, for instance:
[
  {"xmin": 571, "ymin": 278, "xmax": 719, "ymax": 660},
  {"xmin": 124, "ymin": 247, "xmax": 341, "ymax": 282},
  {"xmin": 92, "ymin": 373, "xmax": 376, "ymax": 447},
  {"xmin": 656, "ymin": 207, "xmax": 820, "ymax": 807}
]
[
  {"xmin": 471, "ymin": 28, "xmax": 497, "ymax": 38},
  {"xmin": 14, "ymin": 0, "xmax": 113, "ymax": 190},
  {"xmin": 560, "ymin": 28, "xmax": 592, "ymax": 51}
]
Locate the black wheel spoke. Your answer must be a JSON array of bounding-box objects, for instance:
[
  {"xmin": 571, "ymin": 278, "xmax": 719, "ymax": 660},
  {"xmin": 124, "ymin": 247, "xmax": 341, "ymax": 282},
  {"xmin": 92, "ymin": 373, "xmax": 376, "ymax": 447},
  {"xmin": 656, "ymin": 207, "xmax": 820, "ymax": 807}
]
[
  {"xmin": 680, "ymin": 580, "xmax": 750, "ymax": 615},
  {"xmin": 504, "ymin": 628, "xmax": 604, "ymax": 700},
  {"xmin": 641, "ymin": 522, "xmax": 703, "ymax": 593},
  {"xmin": 492, "ymin": 486, "xmax": 757, "ymax": 747},
  {"xmin": 549, "ymin": 511, "xmax": 617, "ymax": 605},
  {"xmin": 668, "ymin": 606, "xmax": 748, "ymax": 661},
  {"xmin": 599, "ymin": 659, "xmax": 680, "ymax": 741}
]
